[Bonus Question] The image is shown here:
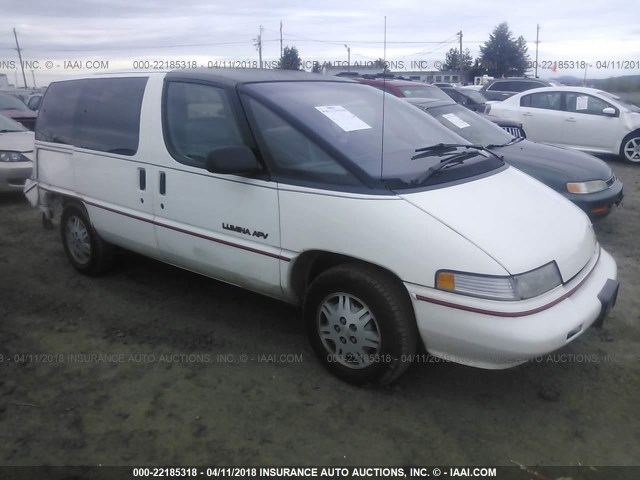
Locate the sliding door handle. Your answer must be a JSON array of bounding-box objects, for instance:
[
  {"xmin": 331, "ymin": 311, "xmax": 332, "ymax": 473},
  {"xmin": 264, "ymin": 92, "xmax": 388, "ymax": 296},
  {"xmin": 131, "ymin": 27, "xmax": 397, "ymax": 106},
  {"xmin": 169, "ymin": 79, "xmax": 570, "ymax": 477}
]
[
  {"xmin": 138, "ymin": 168, "xmax": 146, "ymax": 190},
  {"xmin": 159, "ymin": 171, "xmax": 166, "ymax": 195}
]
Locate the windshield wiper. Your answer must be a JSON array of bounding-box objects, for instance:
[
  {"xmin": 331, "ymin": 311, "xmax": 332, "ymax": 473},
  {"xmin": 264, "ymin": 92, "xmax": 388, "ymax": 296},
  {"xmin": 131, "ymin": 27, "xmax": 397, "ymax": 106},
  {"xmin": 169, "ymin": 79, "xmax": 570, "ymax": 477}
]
[
  {"xmin": 0, "ymin": 129, "xmax": 22, "ymax": 133},
  {"xmin": 486, "ymin": 136, "xmax": 525, "ymax": 149},
  {"xmin": 411, "ymin": 143, "xmax": 486, "ymax": 161},
  {"xmin": 403, "ymin": 143, "xmax": 504, "ymax": 186}
]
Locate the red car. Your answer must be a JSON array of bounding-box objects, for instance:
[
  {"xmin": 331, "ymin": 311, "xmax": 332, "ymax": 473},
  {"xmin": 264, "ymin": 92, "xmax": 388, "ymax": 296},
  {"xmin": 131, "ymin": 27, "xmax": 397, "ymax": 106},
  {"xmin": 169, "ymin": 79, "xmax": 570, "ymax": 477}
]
[
  {"xmin": 0, "ymin": 93, "xmax": 37, "ymax": 130},
  {"xmin": 353, "ymin": 77, "xmax": 452, "ymax": 101}
]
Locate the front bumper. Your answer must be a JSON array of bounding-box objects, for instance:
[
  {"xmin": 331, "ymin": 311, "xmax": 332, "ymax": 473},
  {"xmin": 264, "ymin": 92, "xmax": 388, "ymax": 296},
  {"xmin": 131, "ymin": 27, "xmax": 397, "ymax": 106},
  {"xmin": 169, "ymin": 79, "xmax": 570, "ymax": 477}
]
[
  {"xmin": 564, "ymin": 179, "xmax": 624, "ymax": 219},
  {"xmin": 0, "ymin": 161, "xmax": 32, "ymax": 193},
  {"xmin": 406, "ymin": 247, "xmax": 618, "ymax": 369}
]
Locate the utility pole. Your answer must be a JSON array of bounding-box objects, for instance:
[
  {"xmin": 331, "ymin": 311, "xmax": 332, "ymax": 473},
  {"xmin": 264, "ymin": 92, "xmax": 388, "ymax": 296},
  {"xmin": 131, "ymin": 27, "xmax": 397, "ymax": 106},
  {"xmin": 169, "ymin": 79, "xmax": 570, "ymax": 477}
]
[
  {"xmin": 254, "ymin": 25, "xmax": 264, "ymax": 69},
  {"xmin": 344, "ymin": 44, "xmax": 351, "ymax": 72},
  {"xmin": 458, "ymin": 30, "xmax": 463, "ymax": 85},
  {"xmin": 535, "ymin": 24, "xmax": 540, "ymax": 78},
  {"xmin": 279, "ymin": 20, "xmax": 283, "ymax": 64},
  {"xmin": 13, "ymin": 28, "xmax": 28, "ymax": 88},
  {"xmin": 31, "ymin": 69, "xmax": 36, "ymax": 88}
]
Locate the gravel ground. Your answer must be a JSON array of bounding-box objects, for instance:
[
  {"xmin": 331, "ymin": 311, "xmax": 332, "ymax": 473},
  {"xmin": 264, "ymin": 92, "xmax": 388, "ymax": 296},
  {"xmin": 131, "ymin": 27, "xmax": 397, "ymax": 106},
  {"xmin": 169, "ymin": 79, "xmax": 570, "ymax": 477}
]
[{"xmin": 0, "ymin": 156, "xmax": 638, "ymax": 467}]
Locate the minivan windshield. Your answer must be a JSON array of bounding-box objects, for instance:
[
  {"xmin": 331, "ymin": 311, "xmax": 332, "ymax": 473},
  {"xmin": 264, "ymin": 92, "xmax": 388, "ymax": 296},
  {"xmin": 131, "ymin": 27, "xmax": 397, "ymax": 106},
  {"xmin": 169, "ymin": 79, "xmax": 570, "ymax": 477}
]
[{"xmin": 244, "ymin": 81, "xmax": 502, "ymax": 186}]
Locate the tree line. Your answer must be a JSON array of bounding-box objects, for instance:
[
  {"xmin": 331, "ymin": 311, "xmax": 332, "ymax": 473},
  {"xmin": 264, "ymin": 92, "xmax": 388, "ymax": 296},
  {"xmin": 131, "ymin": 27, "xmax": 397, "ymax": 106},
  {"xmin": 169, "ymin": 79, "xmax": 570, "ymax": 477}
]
[{"xmin": 278, "ymin": 22, "xmax": 531, "ymax": 79}]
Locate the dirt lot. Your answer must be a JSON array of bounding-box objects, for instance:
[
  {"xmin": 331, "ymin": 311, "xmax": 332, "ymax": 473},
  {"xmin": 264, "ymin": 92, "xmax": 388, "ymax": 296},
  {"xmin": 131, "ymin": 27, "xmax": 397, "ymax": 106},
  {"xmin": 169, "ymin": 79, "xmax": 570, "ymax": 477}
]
[{"xmin": 0, "ymin": 156, "xmax": 639, "ymax": 468}]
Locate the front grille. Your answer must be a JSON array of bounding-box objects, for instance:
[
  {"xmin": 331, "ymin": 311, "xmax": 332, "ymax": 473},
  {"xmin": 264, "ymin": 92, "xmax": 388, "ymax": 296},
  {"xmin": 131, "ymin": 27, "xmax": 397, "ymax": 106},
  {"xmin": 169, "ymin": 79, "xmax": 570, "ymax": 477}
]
[{"xmin": 501, "ymin": 126, "xmax": 525, "ymax": 138}]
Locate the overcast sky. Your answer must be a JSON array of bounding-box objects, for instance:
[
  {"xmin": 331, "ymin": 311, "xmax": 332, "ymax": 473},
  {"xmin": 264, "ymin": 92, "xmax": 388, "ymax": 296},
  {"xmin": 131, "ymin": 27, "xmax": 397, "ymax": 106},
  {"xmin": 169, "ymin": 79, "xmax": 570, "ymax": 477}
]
[{"xmin": 1, "ymin": 0, "xmax": 639, "ymax": 87}]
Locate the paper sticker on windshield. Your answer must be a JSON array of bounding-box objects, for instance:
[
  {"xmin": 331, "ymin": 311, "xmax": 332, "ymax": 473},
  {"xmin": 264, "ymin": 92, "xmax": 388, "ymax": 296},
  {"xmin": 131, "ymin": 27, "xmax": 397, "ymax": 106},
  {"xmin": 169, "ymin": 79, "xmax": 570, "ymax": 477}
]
[
  {"xmin": 576, "ymin": 96, "xmax": 589, "ymax": 111},
  {"xmin": 441, "ymin": 113, "xmax": 470, "ymax": 129},
  {"xmin": 315, "ymin": 106, "xmax": 372, "ymax": 132}
]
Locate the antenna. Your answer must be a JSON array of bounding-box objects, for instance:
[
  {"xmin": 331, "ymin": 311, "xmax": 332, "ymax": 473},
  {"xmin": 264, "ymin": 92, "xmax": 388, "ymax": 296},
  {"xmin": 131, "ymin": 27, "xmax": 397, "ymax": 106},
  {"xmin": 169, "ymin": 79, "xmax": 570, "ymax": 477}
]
[{"xmin": 380, "ymin": 16, "xmax": 387, "ymax": 180}]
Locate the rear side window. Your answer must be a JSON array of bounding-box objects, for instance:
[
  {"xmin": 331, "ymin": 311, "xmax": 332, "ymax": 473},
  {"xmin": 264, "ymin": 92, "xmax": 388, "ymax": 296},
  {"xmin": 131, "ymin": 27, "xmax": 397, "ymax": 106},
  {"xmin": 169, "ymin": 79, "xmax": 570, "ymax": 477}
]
[
  {"xmin": 36, "ymin": 77, "xmax": 147, "ymax": 156},
  {"xmin": 36, "ymin": 81, "xmax": 82, "ymax": 145},
  {"xmin": 520, "ymin": 92, "xmax": 562, "ymax": 110}
]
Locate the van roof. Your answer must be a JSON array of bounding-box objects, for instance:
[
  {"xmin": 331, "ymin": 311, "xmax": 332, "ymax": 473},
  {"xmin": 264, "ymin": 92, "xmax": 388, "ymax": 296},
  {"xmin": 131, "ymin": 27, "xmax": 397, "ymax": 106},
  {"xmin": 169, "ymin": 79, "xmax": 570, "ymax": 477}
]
[
  {"xmin": 52, "ymin": 68, "xmax": 355, "ymax": 86},
  {"xmin": 166, "ymin": 68, "xmax": 352, "ymax": 86}
]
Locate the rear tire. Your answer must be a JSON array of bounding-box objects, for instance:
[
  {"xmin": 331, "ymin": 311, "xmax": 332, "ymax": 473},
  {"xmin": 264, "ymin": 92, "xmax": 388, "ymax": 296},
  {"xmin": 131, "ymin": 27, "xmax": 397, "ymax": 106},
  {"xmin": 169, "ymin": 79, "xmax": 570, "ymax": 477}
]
[
  {"xmin": 620, "ymin": 131, "xmax": 640, "ymax": 164},
  {"xmin": 303, "ymin": 263, "xmax": 418, "ymax": 386},
  {"xmin": 60, "ymin": 203, "xmax": 115, "ymax": 275}
]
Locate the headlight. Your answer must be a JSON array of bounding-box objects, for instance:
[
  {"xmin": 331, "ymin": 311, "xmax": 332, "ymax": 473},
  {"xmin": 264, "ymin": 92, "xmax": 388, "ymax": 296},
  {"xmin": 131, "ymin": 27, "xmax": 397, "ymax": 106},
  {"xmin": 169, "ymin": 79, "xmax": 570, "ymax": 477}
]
[
  {"xmin": 436, "ymin": 262, "xmax": 562, "ymax": 301},
  {"xmin": 0, "ymin": 151, "xmax": 30, "ymax": 163},
  {"xmin": 566, "ymin": 180, "xmax": 608, "ymax": 194}
]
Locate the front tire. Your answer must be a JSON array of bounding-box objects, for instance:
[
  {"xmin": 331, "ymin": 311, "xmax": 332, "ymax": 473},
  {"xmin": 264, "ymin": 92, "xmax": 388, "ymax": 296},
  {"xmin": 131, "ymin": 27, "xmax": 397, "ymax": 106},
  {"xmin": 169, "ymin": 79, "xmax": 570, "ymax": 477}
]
[
  {"xmin": 304, "ymin": 264, "xmax": 418, "ymax": 386},
  {"xmin": 620, "ymin": 131, "xmax": 640, "ymax": 164},
  {"xmin": 61, "ymin": 203, "xmax": 115, "ymax": 275}
]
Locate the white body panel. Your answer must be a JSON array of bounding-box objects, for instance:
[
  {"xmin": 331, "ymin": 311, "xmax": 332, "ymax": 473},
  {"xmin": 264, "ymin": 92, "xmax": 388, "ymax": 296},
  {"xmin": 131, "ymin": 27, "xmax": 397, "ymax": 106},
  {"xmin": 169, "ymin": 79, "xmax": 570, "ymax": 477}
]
[
  {"xmin": 400, "ymin": 167, "xmax": 595, "ymax": 282},
  {"xmin": 408, "ymin": 247, "xmax": 616, "ymax": 368}
]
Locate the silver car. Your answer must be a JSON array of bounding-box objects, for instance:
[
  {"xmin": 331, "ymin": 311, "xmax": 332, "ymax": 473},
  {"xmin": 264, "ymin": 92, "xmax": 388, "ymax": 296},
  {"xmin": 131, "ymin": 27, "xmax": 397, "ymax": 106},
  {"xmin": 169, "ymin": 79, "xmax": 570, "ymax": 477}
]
[{"xmin": 0, "ymin": 114, "xmax": 33, "ymax": 193}]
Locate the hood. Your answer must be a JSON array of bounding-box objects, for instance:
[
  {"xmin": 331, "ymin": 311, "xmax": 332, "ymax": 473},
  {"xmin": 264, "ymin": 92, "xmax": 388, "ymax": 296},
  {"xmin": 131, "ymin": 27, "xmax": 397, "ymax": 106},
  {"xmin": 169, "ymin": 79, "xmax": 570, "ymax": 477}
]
[
  {"xmin": 400, "ymin": 167, "xmax": 596, "ymax": 282},
  {"xmin": 0, "ymin": 130, "xmax": 35, "ymax": 158},
  {"xmin": 1, "ymin": 109, "xmax": 37, "ymax": 119},
  {"xmin": 493, "ymin": 140, "xmax": 613, "ymax": 190}
]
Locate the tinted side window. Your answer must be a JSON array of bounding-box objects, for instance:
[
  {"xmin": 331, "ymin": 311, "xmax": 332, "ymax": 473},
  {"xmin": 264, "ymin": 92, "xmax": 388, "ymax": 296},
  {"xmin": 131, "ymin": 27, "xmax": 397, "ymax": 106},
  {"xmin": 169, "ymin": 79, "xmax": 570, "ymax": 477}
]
[
  {"xmin": 487, "ymin": 81, "xmax": 509, "ymax": 91},
  {"xmin": 246, "ymin": 97, "xmax": 359, "ymax": 186},
  {"xmin": 74, "ymin": 78, "xmax": 147, "ymax": 155},
  {"xmin": 36, "ymin": 77, "xmax": 147, "ymax": 156},
  {"xmin": 520, "ymin": 92, "xmax": 562, "ymax": 110},
  {"xmin": 36, "ymin": 81, "xmax": 82, "ymax": 145},
  {"xmin": 511, "ymin": 81, "xmax": 543, "ymax": 92},
  {"xmin": 164, "ymin": 82, "xmax": 244, "ymax": 167}
]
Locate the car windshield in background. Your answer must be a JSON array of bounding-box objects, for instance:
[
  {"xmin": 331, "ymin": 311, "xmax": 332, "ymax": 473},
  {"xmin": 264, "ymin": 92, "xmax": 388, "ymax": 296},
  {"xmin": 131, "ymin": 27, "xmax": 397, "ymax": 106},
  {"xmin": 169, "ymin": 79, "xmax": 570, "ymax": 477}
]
[
  {"xmin": 243, "ymin": 81, "xmax": 501, "ymax": 185},
  {"xmin": 425, "ymin": 104, "xmax": 514, "ymax": 147},
  {"xmin": 0, "ymin": 113, "xmax": 27, "ymax": 132},
  {"xmin": 398, "ymin": 86, "xmax": 452, "ymax": 100},
  {"xmin": 0, "ymin": 94, "xmax": 30, "ymax": 111},
  {"xmin": 458, "ymin": 89, "xmax": 488, "ymax": 104}
]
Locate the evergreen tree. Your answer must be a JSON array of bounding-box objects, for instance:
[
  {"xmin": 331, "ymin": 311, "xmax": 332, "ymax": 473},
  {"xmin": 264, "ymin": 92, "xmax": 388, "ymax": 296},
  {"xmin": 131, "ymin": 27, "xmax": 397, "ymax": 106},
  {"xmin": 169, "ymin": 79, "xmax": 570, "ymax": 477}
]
[{"xmin": 479, "ymin": 22, "xmax": 530, "ymax": 77}]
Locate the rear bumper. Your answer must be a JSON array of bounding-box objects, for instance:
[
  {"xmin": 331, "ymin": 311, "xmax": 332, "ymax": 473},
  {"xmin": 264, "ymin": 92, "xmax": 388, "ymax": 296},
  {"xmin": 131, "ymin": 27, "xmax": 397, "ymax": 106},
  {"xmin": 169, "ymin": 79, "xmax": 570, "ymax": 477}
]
[
  {"xmin": 0, "ymin": 162, "xmax": 32, "ymax": 192},
  {"xmin": 406, "ymin": 247, "xmax": 618, "ymax": 369},
  {"xmin": 564, "ymin": 179, "xmax": 624, "ymax": 219}
]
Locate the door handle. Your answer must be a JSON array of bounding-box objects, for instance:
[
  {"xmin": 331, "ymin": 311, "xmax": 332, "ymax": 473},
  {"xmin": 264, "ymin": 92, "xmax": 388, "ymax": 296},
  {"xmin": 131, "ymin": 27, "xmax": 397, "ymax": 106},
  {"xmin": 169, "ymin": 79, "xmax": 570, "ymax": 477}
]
[
  {"xmin": 138, "ymin": 168, "xmax": 146, "ymax": 190},
  {"xmin": 522, "ymin": 112, "xmax": 533, "ymax": 117},
  {"xmin": 159, "ymin": 171, "xmax": 166, "ymax": 195},
  {"xmin": 566, "ymin": 117, "xmax": 577, "ymax": 122}
]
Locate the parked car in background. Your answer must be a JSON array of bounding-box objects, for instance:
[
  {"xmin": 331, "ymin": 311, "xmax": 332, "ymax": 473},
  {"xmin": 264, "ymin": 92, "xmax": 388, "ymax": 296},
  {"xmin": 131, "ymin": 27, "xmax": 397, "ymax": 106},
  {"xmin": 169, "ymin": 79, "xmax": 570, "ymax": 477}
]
[
  {"xmin": 489, "ymin": 86, "xmax": 640, "ymax": 164},
  {"xmin": 480, "ymin": 78, "xmax": 560, "ymax": 101},
  {"xmin": 0, "ymin": 93, "xmax": 38, "ymax": 130},
  {"xmin": 353, "ymin": 77, "xmax": 452, "ymax": 100},
  {"xmin": 438, "ymin": 85, "xmax": 490, "ymax": 113},
  {"xmin": 27, "ymin": 93, "xmax": 43, "ymax": 111},
  {"xmin": 0, "ymin": 114, "xmax": 33, "ymax": 193},
  {"xmin": 407, "ymin": 97, "xmax": 623, "ymax": 219},
  {"xmin": 28, "ymin": 69, "xmax": 618, "ymax": 385},
  {"xmin": 482, "ymin": 114, "xmax": 526, "ymax": 138}
]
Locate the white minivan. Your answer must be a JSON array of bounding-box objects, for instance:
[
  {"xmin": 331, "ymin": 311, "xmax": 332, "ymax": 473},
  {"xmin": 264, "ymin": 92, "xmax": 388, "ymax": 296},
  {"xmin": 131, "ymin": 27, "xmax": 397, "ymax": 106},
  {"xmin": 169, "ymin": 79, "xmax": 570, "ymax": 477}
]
[{"xmin": 27, "ymin": 69, "xmax": 619, "ymax": 385}]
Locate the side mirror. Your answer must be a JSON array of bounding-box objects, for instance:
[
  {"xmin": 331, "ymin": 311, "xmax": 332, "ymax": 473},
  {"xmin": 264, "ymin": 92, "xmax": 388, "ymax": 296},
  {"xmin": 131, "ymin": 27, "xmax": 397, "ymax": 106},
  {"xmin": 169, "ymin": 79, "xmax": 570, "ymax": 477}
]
[
  {"xmin": 602, "ymin": 107, "xmax": 616, "ymax": 116},
  {"xmin": 205, "ymin": 146, "xmax": 261, "ymax": 176}
]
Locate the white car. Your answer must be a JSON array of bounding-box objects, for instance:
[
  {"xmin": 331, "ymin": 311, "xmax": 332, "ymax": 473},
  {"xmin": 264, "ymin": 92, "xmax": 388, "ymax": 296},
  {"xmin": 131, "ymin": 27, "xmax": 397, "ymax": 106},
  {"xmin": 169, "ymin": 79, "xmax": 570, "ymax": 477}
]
[
  {"xmin": 26, "ymin": 70, "xmax": 619, "ymax": 385},
  {"xmin": 0, "ymin": 114, "xmax": 33, "ymax": 192},
  {"xmin": 489, "ymin": 86, "xmax": 640, "ymax": 164}
]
